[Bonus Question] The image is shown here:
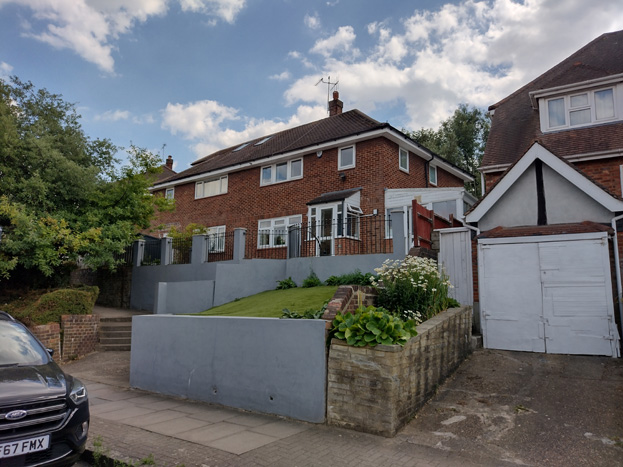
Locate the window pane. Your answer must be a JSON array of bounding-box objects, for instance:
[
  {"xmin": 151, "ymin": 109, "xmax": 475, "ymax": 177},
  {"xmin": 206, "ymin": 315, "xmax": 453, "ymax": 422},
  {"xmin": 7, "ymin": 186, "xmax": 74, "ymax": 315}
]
[
  {"xmin": 195, "ymin": 182, "xmax": 203, "ymax": 198},
  {"xmin": 570, "ymin": 108, "xmax": 591, "ymax": 126},
  {"xmin": 429, "ymin": 166, "xmax": 437, "ymax": 185},
  {"xmin": 290, "ymin": 159, "xmax": 302, "ymax": 178},
  {"xmin": 166, "ymin": 188, "xmax": 174, "ymax": 199},
  {"xmin": 276, "ymin": 162, "xmax": 287, "ymax": 182},
  {"xmin": 259, "ymin": 231, "xmax": 270, "ymax": 246},
  {"xmin": 205, "ymin": 179, "xmax": 219, "ymax": 196},
  {"xmin": 262, "ymin": 166, "xmax": 272, "ymax": 184},
  {"xmin": 259, "ymin": 220, "xmax": 271, "ymax": 229},
  {"xmin": 595, "ymin": 89, "xmax": 615, "ymax": 120},
  {"xmin": 340, "ymin": 146, "xmax": 354, "ymax": 167},
  {"xmin": 400, "ymin": 148, "xmax": 408, "ymax": 170},
  {"xmin": 220, "ymin": 176, "xmax": 228, "ymax": 193},
  {"xmin": 548, "ymin": 98, "xmax": 565, "ymax": 127},
  {"xmin": 570, "ymin": 93, "xmax": 588, "ymax": 108},
  {"xmin": 288, "ymin": 216, "xmax": 302, "ymax": 225}
]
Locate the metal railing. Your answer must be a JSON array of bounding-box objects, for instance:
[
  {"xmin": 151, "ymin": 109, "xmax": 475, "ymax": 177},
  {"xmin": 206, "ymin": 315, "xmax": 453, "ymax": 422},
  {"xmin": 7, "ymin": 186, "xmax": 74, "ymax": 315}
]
[
  {"xmin": 141, "ymin": 239, "xmax": 161, "ymax": 266},
  {"xmin": 205, "ymin": 232, "xmax": 234, "ymax": 262},
  {"xmin": 171, "ymin": 237, "xmax": 192, "ymax": 265}
]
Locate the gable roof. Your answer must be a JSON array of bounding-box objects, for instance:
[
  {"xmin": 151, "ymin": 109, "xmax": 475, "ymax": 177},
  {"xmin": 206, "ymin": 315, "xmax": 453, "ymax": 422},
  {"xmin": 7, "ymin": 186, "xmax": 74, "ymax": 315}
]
[
  {"xmin": 481, "ymin": 30, "xmax": 623, "ymax": 171},
  {"xmin": 466, "ymin": 142, "xmax": 623, "ymax": 224},
  {"xmin": 153, "ymin": 109, "xmax": 473, "ymax": 188}
]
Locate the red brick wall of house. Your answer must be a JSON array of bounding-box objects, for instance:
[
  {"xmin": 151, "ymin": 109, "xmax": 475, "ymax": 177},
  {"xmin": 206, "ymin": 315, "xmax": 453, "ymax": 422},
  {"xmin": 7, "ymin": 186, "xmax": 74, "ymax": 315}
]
[
  {"xmin": 573, "ymin": 157, "xmax": 623, "ymax": 197},
  {"xmin": 483, "ymin": 171, "xmax": 503, "ymax": 193},
  {"xmin": 151, "ymin": 137, "xmax": 464, "ymax": 235}
]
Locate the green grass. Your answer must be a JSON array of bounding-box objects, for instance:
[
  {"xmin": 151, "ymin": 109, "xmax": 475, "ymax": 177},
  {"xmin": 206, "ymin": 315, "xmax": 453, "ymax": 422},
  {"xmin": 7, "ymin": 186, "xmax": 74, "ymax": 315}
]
[{"xmin": 197, "ymin": 286, "xmax": 338, "ymax": 318}]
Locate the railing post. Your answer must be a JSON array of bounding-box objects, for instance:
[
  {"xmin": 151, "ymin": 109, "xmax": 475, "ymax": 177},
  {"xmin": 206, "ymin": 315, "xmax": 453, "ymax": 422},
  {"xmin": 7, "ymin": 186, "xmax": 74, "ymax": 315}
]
[
  {"xmin": 390, "ymin": 209, "xmax": 406, "ymax": 257},
  {"xmin": 134, "ymin": 240, "xmax": 144, "ymax": 267},
  {"xmin": 233, "ymin": 228, "xmax": 246, "ymax": 261},
  {"xmin": 161, "ymin": 237, "xmax": 172, "ymax": 265},
  {"xmin": 191, "ymin": 234, "xmax": 207, "ymax": 264}
]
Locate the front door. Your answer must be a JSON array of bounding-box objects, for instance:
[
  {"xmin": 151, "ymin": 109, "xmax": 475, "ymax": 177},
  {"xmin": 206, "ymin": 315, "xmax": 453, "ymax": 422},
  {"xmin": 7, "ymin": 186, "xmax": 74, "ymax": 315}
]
[{"xmin": 318, "ymin": 207, "xmax": 334, "ymax": 256}]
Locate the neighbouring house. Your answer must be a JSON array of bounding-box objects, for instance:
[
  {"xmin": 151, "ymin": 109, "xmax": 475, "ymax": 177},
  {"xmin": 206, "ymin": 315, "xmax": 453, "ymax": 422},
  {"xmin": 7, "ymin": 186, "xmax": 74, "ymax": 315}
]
[
  {"xmin": 149, "ymin": 92, "xmax": 474, "ymax": 258},
  {"xmin": 466, "ymin": 30, "xmax": 623, "ymax": 357}
]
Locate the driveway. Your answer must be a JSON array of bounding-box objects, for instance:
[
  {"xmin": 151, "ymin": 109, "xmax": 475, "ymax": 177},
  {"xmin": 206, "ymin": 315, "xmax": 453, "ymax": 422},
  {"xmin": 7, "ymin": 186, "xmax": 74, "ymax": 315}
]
[
  {"xmin": 63, "ymin": 348, "xmax": 623, "ymax": 466},
  {"xmin": 400, "ymin": 349, "xmax": 623, "ymax": 466}
]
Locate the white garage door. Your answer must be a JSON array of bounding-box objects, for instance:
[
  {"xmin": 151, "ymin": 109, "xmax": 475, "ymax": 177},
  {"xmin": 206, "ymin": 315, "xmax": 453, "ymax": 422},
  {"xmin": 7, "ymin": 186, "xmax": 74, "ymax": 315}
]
[{"xmin": 479, "ymin": 233, "xmax": 620, "ymax": 357}]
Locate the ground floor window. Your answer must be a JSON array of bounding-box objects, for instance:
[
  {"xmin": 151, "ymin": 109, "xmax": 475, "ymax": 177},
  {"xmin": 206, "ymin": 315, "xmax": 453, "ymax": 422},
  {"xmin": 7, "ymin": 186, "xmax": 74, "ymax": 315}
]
[
  {"xmin": 206, "ymin": 225, "xmax": 226, "ymax": 252},
  {"xmin": 258, "ymin": 215, "xmax": 302, "ymax": 248}
]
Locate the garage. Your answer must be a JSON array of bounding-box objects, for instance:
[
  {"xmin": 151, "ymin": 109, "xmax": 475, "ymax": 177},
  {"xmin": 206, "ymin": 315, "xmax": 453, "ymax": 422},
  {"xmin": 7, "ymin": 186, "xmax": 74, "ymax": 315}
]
[{"xmin": 478, "ymin": 232, "xmax": 620, "ymax": 357}]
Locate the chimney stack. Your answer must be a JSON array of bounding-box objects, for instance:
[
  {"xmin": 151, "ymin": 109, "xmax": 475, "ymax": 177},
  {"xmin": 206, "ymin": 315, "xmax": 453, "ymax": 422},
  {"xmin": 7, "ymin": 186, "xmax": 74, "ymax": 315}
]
[
  {"xmin": 165, "ymin": 155, "xmax": 173, "ymax": 170},
  {"xmin": 328, "ymin": 90, "xmax": 343, "ymax": 116}
]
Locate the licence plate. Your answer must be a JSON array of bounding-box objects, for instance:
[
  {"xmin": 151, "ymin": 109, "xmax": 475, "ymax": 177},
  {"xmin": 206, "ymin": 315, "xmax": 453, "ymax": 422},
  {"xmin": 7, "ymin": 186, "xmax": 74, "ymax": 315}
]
[{"xmin": 0, "ymin": 435, "xmax": 50, "ymax": 458}]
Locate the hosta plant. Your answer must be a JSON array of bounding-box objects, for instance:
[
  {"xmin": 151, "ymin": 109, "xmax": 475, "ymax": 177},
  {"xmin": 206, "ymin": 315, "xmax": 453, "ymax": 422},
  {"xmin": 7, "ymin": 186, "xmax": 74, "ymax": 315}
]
[{"xmin": 331, "ymin": 306, "xmax": 417, "ymax": 347}]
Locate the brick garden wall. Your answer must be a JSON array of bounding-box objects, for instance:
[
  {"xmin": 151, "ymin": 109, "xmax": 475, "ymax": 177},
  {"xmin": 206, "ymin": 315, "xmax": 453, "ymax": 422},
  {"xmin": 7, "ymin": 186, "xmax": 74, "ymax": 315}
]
[
  {"xmin": 30, "ymin": 315, "xmax": 99, "ymax": 362},
  {"xmin": 326, "ymin": 306, "xmax": 472, "ymax": 437}
]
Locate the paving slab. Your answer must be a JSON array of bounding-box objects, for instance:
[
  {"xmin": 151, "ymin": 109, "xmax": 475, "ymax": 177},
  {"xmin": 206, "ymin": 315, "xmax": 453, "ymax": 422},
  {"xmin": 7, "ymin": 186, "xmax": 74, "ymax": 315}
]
[
  {"xmin": 123, "ymin": 409, "xmax": 189, "ymax": 428},
  {"xmin": 95, "ymin": 405, "xmax": 155, "ymax": 421},
  {"xmin": 207, "ymin": 430, "xmax": 278, "ymax": 455},
  {"xmin": 144, "ymin": 416, "xmax": 211, "ymax": 436},
  {"xmin": 250, "ymin": 420, "xmax": 310, "ymax": 438}
]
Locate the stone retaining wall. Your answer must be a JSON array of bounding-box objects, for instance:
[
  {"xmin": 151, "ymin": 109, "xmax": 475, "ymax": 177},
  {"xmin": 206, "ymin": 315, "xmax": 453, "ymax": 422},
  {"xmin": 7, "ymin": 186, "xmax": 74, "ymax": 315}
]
[{"xmin": 326, "ymin": 306, "xmax": 472, "ymax": 437}]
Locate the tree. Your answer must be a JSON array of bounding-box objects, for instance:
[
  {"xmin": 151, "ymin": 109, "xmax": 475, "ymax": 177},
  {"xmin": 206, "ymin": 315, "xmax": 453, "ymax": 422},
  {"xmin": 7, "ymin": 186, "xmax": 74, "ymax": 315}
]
[
  {"xmin": 0, "ymin": 77, "xmax": 172, "ymax": 282},
  {"xmin": 404, "ymin": 104, "xmax": 490, "ymax": 197}
]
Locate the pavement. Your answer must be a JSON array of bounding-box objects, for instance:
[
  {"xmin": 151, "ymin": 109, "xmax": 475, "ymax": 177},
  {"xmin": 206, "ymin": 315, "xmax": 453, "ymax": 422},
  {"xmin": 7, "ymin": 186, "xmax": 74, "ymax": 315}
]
[{"xmin": 62, "ymin": 308, "xmax": 623, "ymax": 466}]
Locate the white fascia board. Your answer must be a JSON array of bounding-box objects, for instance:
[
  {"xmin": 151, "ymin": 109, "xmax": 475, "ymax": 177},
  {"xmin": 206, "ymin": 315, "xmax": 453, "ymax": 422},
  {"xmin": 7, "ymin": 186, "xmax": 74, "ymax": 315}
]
[
  {"xmin": 466, "ymin": 143, "xmax": 623, "ymax": 223},
  {"xmin": 478, "ymin": 231, "xmax": 608, "ymax": 246},
  {"xmin": 479, "ymin": 163, "xmax": 511, "ymax": 173},
  {"xmin": 529, "ymin": 73, "xmax": 623, "ymax": 101},
  {"xmin": 152, "ymin": 128, "xmax": 473, "ymax": 191}
]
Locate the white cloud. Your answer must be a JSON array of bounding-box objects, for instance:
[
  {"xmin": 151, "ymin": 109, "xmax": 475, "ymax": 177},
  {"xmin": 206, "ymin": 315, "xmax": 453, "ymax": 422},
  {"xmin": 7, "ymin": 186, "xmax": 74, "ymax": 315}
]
[
  {"xmin": 94, "ymin": 109, "xmax": 130, "ymax": 122},
  {"xmin": 162, "ymin": 99, "xmax": 326, "ymax": 160},
  {"xmin": 310, "ymin": 26, "xmax": 359, "ymax": 59},
  {"xmin": 304, "ymin": 13, "xmax": 320, "ymax": 30},
  {"xmin": 0, "ymin": 61, "xmax": 13, "ymax": 80},
  {"xmin": 285, "ymin": 0, "xmax": 623, "ymax": 130},
  {"xmin": 0, "ymin": 0, "xmax": 247, "ymax": 72},
  {"xmin": 269, "ymin": 71, "xmax": 291, "ymax": 81},
  {"xmin": 178, "ymin": 0, "xmax": 246, "ymax": 24}
]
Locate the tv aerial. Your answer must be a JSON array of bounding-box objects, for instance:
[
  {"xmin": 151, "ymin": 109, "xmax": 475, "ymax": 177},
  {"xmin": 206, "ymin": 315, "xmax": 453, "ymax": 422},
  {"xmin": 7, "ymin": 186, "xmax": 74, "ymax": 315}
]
[{"xmin": 315, "ymin": 76, "xmax": 339, "ymax": 114}]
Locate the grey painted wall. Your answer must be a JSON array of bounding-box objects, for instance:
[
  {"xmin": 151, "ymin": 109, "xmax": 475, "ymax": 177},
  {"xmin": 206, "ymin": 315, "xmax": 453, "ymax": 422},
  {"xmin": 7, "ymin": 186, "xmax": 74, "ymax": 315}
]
[
  {"xmin": 130, "ymin": 315, "xmax": 327, "ymax": 423},
  {"xmin": 155, "ymin": 280, "xmax": 215, "ymax": 314},
  {"xmin": 480, "ymin": 165, "xmax": 538, "ymax": 231},
  {"xmin": 542, "ymin": 164, "xmax": 613, "ymax": 224}
]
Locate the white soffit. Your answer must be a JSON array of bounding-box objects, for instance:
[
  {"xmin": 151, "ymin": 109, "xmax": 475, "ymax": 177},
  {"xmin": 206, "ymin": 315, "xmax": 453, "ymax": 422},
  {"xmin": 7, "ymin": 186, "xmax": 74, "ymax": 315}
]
[{"xmin": 465, "ymin": 143, "xmax": 623, "ymax": 223}]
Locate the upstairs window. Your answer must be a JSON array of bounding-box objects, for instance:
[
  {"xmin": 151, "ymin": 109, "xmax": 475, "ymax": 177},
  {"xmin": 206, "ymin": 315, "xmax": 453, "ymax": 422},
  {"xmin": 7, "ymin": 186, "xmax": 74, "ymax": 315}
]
[
  {"xmin": 545, "ymin": 87, "xmax": 616, "ymax": 131},
  {"xmin": 261, "ymin": 158, "xmax": 303, "ymax": 186},
  {"xmin": 165, "ymin": 188, "xmax": 174, "ymax": 199},
  {"xmin": 399, "ymin": 147, "xmax": 409, "ymax": 172},
  {"xmin": 195, "ymin": 175, "xmax": 228, "ymax": 199},
  {"xmin": 429, "ymin": 165, "xmax": 438, "ymax": 186},
  {"xmin": 338, "ymin": 145, "xmax": 355, "ymax": 170}
]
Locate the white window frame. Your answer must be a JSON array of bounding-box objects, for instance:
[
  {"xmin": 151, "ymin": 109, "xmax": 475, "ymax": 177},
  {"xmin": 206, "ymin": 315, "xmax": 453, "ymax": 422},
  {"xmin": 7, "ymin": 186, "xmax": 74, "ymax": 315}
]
[
  {"xmin": 257, "ymin": 215, "xmax": 302, "ymax": 248},
  {"xmin": 165, "ymin": 187, "xmax": 175, "ymax": 199},
  {"xmin": 260, "ymin": 158, "xmax": 303, "ymax": 186},
  {"xmin": 541, "ymin": 86, "xmax": 618, "ymax": 132},
  {"xmin": 429, "ymin": 165, "xmax": 438, "ymax": 186},
  {"xmin": 195, "ymin": 175, "xmax": 228, "ymax": 199},
  {"xmin": 206, "ymin": 225, "xmax": 226, "ymax": 253},
  {"xmin": 338, "ymin": 145, "xmax": 356, "ymax": 170},
  {"xmin": 399, "ymin": 147, "xmax": 409, "ymax": 173}
]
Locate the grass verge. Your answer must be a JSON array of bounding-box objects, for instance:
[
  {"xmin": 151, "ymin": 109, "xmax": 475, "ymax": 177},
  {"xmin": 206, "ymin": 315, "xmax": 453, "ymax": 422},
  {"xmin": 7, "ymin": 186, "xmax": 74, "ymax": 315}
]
[{"xmin": 197, "ymin": 286, "xmax": 338, "ymax": 318}]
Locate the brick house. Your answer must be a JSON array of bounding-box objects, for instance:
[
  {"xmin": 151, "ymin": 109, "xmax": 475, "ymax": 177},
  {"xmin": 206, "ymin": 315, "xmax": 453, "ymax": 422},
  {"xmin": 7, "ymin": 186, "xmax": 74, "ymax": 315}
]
[
  {"xmin": 150, "ymin": 92, "xmax": 474, "ymax": 257},
  {"xmin": 465, "ymin": 30, "xmax": 623, "ymax": 357}
]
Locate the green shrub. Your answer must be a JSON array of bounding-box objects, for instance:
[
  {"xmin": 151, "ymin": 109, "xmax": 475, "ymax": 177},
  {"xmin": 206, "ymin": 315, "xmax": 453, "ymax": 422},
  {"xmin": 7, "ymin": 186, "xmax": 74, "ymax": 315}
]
[
  {"xmin": 26, "ymin": 286, "xmax": 99, "ymax": 325},
  {"xmin": 331, "ymin": 306, "xmax": 417, "ymax": 347},
  {"xmin": 325, "ymin": 269, "xmax": 374, "ymax": 286},
  {"xmin": 276, "ymin": 277, "xmax": 297, "ymax": 289},
  {"xmin": 301, "ymin": 271, "xmax": 322, "ymax": 288},
  {"xmin": 372, "ymin": 256, "xmax": 453, "ymax": 321}
]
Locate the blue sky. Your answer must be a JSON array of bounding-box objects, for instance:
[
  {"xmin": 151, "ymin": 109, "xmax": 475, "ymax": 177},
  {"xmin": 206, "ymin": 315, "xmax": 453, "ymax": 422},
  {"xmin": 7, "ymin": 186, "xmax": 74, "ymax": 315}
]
[{"xmin": 1, "ymin": 0, "xmax": 623, "ymax": 172}]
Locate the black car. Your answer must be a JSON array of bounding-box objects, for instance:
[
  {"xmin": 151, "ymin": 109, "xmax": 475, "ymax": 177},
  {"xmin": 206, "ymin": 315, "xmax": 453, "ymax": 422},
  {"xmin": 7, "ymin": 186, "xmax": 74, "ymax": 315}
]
[{"xmin": 0, "ymin": 311, "xmax": 89, "ymax": 467}]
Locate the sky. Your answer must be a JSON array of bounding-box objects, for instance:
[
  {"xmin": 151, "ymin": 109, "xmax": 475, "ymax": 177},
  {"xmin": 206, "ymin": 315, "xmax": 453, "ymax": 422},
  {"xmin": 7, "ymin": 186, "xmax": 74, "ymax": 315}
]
[{"xmin": 1, "ymin": 0, "xmax": 623, "ymax": 173}]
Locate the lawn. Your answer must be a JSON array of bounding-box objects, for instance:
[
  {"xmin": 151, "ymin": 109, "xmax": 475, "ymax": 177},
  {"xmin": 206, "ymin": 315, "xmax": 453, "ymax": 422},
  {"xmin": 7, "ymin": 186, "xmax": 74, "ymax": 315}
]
[{"xmin": 197, "ymin": 286, "xmax": 338, "ymax": 318}]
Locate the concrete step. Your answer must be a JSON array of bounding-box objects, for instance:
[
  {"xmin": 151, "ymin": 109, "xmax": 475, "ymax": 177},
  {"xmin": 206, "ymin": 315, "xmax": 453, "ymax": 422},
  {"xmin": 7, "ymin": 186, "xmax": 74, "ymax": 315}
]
[
  {"xmin": 97, "ymin": 343, "xmax": 132, "ymax": 351},
  {"xmin": 99, "ymin": 337, "xmax": 132, "ymax": 345},
  {"xmin": 99, "ymin": 330, "xmax": 132, "ymax": 338},
  {"xmin": 99, "ymin": 317, "xmax": 134, "ymax": 323},
  {"xmin": 99, "ymin": 324, "xmax": 132, "ymax": 333}
]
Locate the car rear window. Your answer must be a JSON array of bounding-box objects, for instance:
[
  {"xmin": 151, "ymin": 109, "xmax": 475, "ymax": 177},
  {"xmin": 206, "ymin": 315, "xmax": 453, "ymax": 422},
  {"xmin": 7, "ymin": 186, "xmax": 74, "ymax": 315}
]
[{"xmin": 0, "ymin": 321, "xmax": 50, "ymax": 366}]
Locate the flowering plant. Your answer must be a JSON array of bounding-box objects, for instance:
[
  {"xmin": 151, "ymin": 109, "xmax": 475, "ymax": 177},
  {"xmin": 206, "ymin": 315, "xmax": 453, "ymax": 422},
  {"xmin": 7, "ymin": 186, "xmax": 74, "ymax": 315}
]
[{"xmin": 371, "ymin": 255, "xmax": 453, "ymax": 321}]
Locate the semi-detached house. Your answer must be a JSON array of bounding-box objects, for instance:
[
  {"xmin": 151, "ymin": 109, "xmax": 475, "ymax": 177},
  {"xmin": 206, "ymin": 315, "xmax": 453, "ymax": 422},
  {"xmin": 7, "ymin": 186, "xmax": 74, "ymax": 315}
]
[{"xmin": 150, "ymin": 92, "xmax": 474, "ymax": 257}]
